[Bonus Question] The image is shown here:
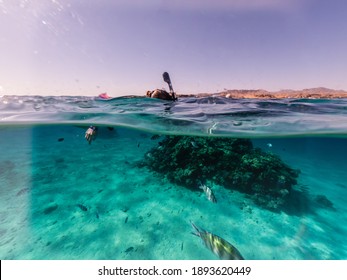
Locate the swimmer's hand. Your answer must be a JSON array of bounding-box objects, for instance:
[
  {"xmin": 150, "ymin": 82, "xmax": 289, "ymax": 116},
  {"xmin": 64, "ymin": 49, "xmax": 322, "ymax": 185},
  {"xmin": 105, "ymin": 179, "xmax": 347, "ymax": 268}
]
[{"xmin": 85, "ymin": 126, "xmax": 97, "ymax": 144}]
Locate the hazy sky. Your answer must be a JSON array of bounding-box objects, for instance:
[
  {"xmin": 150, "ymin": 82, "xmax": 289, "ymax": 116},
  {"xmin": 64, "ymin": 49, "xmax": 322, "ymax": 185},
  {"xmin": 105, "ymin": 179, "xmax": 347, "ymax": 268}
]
[{"xmin": 1, "ymin": 0, "xmax": 347, "ymax": 96}]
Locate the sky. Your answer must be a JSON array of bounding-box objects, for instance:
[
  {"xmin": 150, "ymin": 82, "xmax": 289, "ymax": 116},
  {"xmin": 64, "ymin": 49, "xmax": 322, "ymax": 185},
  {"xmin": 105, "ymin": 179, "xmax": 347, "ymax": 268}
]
[{"xmin": 1, "ymin": 0, "xmax": 347, "ymax": 96}]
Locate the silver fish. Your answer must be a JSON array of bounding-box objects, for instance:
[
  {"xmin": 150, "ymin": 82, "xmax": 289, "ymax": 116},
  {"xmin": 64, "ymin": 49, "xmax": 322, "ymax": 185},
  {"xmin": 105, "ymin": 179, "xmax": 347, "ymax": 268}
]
[
  {"xmin": 199, "ymin": 183, "xmax": 217, "ymax": 203},
  {"xmin": 191, "ymin": 141, "xmax": 199, "ymax": 148},
  {"xmin": 191, "ymin": 222, "xmax": 244, "ymax": 260}
]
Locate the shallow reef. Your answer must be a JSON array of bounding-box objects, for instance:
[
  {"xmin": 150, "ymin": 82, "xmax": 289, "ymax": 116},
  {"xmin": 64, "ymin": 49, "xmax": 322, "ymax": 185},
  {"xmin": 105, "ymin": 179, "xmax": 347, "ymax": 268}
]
[{"xmin": 143, "ymin": 136, "xmax": 300, "ymax": 211}]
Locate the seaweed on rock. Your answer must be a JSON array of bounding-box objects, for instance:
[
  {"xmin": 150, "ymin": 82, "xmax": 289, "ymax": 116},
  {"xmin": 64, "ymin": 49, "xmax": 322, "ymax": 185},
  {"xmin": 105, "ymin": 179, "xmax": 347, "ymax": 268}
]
[{"xmin": 144, "ymin": 135, "xmax": 300, "ymax": 211}]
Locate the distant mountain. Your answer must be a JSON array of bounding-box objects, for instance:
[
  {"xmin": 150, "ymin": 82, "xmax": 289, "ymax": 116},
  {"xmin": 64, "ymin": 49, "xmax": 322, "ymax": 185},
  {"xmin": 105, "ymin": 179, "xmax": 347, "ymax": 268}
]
[{"xmin": 180, "ymin": 87, "xmax": 347, "ymax": 99}]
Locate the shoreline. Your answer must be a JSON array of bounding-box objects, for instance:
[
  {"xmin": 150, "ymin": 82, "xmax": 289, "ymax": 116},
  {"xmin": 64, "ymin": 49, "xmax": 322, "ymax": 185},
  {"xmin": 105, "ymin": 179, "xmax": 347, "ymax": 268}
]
[{"xmin": 180, "ymin": 88, "xmax": 347, "ymax": 99}]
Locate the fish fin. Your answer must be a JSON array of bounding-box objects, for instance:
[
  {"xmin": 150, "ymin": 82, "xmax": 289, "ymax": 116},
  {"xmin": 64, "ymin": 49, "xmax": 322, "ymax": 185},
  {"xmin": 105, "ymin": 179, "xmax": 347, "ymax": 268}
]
[
  {"xmin": 199, "ymin": 182, "xmax": 206, "ymax": 189},
  {"xmin": 190, "ymin": 221, "xmax": 201, "ymax": 236}
]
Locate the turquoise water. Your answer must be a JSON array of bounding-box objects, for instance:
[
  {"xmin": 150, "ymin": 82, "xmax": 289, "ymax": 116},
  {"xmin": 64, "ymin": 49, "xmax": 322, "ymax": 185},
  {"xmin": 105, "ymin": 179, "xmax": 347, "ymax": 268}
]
[{"xmin": 0, "ymin": 96, "xmax": 347, "ymax": 260}]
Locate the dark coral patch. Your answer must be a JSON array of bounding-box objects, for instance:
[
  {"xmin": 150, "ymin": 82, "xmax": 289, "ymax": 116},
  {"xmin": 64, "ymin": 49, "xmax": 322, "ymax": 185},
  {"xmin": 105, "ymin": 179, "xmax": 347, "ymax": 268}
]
[{"xmin": 143, "ymin": 136, "xmax": 300, "ymax": 211}]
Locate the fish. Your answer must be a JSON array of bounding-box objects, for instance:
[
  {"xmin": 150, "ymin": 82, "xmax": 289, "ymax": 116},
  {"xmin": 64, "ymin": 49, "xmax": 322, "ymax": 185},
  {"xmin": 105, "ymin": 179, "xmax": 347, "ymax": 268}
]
[
  {"xmin": 76, "ymin": 204, "xmax": 88, "ymax": 211},
  {"xmin": 43, "ymin": 204, "xmax": 58, "ymax": 215},
  {"xmin": 125, "ymin": 246, "xmax": 134, "ymax": 253},
  {"xmin": 191, "ymin": 141, "xmax": 199, "ymax": 148},
  {"xmin": 199, "ymin": 183, "xmax": 217, "ymax": 203},
  {"xmin": 190, "ymin": 222, "xmax": 244, "ymax": 260},
  {"xmin": 16, "ymin": 187, "xmax": 30, "ymax": 196}
]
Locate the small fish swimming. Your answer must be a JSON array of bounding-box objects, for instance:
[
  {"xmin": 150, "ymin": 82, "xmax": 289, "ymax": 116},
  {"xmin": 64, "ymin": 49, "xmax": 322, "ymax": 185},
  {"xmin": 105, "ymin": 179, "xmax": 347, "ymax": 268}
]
[
  {"xmin": 190, "ymin": 222, "xmax": 244, "ymax": 260},
  {"xmin": 16, "ymin": 187, "xmax": 30, "ymax": 196},
  {"xmin": 199, "ymin": 183, "xmax": 217, "ymax": 203},
  {"xmin": 125, "ymin": 246, "xmax": 134, "ymax": 253},
  {"xmin": 191, "ymin": 141, "xmax": 199, "ymax": 148},
  {"xmin": 76, "ymin": 204, "xmax": 88, "ymax": 211}
]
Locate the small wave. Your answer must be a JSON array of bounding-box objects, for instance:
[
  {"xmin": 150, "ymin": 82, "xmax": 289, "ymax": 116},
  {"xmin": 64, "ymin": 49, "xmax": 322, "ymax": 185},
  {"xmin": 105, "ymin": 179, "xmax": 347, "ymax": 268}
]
[{"xmin": 1, "ymin": 95, "xmax": 347, "ymax": 137}]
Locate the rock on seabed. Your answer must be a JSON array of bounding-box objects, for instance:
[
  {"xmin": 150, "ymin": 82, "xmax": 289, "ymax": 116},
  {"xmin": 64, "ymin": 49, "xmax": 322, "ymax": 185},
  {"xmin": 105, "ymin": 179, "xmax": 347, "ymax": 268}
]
[{"xmin": 144, "ymin": 136, "xmax": 300, "ymax": 211}]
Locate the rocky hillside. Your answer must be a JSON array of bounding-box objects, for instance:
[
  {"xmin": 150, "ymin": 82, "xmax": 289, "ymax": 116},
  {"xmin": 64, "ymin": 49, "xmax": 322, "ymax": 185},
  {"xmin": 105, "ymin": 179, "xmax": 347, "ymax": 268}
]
[{"xmin": 180, "ymin": 87, "xmax": 347, "ymax": 99}]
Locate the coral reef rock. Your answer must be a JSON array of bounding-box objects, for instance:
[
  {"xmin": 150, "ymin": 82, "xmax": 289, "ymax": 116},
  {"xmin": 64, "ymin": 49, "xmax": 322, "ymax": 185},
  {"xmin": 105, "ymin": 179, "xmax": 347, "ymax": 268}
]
[{"xmin": 144, "ymin": 136, "xmax": 300, "ymax": 211}]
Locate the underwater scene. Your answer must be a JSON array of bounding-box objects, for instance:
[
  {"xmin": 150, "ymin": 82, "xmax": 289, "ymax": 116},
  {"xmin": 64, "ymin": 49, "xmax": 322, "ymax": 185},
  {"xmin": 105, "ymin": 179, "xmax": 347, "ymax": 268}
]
[{"xmin": 0, "ymin": 95, "xmax": 347, "ymax": 260}]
